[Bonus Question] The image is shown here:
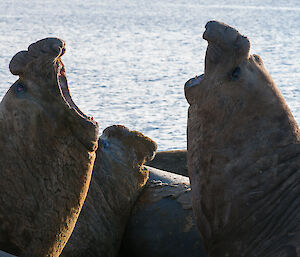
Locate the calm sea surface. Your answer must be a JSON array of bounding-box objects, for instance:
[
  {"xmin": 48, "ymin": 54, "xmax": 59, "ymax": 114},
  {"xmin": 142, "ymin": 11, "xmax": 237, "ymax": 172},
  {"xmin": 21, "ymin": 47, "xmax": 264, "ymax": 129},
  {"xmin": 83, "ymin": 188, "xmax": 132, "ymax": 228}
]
[{"xmin": 0, "ymin": 0, "xmax": 299, "ymax": 150}]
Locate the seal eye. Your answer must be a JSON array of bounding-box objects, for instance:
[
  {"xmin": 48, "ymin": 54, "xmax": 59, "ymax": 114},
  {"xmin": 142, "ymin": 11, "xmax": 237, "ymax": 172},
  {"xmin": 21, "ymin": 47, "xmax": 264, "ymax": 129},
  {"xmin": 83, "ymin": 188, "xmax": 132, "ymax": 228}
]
[
  {"xmin": 14, "ymin": 83, "xmax": 26, "ymax": 98},
  {"xmin": 17, "ymin": 84, "xmax": 25, "ymax": 92},
  {"xmin": 101, "ymin": 139, "xmax": 110, "ymax": 149},
  {"xmin": 15, "ymin": 83, "xmax": 25, "ymax": 93},
  {"xmin": 231, "ymin": 66, "xmax": 241, "ymax": 81}
]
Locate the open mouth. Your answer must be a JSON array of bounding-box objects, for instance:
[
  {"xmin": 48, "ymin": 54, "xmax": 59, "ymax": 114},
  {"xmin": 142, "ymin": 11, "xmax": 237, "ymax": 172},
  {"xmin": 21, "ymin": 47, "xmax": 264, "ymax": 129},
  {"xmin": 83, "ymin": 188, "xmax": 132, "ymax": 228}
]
[
  {"xmin": 8, "ymin": 37, "xmax": 99, "ymax": 151},
  {"xmin": 184, "ymin": 74, "xmax": 204, "ymax": 89},
  {"xmin": 56, "ymin": 58, "xmax": 98, "ymax": 127}
]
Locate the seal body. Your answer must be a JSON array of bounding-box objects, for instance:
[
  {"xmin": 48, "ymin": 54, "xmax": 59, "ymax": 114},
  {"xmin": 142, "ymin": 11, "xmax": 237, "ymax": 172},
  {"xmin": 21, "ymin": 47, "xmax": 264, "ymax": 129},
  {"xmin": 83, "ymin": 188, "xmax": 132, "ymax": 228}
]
[
  {"xmin": 146, "ymin": 150, "xmax": 188, "ymax": 176},
  {"xmin": 61, "ymin": 125, "xmax": 157, "ymax": 257},
  {"xmin": 120, "ymin": 166, "xmax": 206, "ymax": 257},
  {"xmin": 0, "ymin": 38, "xmax": 99, "ymax": 256},
  {"xmin": 185, "ymin": 21, "xmax": 300, "ymax": 256}
]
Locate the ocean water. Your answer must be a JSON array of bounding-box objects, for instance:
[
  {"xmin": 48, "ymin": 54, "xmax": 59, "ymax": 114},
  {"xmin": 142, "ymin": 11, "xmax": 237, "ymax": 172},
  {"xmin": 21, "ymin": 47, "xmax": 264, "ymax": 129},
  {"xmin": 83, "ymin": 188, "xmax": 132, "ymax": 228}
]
[{"xmin": 0, "ymin": 0, "xmax": 299, "ymax": 150}]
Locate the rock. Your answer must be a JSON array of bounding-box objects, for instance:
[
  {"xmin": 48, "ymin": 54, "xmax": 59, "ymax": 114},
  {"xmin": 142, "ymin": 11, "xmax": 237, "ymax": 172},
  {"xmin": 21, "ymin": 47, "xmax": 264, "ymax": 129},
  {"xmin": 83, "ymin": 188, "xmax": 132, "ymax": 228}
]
[
  {"xmin": 119, "ymin": 166, "xmax": 206, "ymax": 257},
  {"xmin": 61, "ymin": 125, "xmax": 157, "ymax": 257},
  {"xmin": 0, "ymin": 38, "xmax": 99, "ymax": 256},
  {"xmin": 185, "ymin": 21, "xmax": 300, "ymax": 256},
  {"xmin": 146, "ymin": 150, "xmax": 188, "ymax": 176}
]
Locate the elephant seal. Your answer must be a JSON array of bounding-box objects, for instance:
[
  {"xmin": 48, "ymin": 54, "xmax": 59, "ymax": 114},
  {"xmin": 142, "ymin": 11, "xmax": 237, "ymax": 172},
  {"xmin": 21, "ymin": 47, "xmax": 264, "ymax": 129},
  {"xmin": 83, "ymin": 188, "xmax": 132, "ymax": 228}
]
[
  {"xmin": 0, "ymin": 38, "xmax": 99, "ymax": 256},
  {"xmin": 185, "ymin": 21, "xmax": 300, "ymax": 256},
  {"xmin": 146, "ymin": 150, "xmax": 188, "ymax": 176},
  {"xmin": 61, "ymin": 125, "xmax": 157, "ymax": 257},
  {"xmin": 119, "ymin": 166, "xmax": 206, "ymax": 257}
]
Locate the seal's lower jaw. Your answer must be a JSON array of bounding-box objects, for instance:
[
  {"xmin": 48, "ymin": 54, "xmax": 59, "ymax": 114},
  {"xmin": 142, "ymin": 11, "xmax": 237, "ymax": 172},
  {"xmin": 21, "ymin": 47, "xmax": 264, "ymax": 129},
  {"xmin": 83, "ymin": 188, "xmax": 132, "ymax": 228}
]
[
  {"xmin": 56, "ymin": 59, "xmax": 99, "ymax": 151},
  {"xmin": 184, "ymin": 74, "xmax": 204, "ymax": 89},
  {"xmin": 184, "ymin": 74, "xmax": 205, "ymax": 105}
]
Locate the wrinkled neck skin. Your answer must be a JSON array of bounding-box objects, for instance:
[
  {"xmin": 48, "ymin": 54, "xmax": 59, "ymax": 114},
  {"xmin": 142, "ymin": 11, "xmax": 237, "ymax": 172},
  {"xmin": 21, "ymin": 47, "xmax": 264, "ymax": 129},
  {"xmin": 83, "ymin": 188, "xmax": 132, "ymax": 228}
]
[
  {"xmin": 188, "ymin": 84, "xmax": 300, "ymax": 256},
  {"xmin": 0, "ymin": 116, "xmax": 96, "ymax": 256},
  {"xmin": 186, "ymin": 21, "xmax": 300, "ymax": 256}
]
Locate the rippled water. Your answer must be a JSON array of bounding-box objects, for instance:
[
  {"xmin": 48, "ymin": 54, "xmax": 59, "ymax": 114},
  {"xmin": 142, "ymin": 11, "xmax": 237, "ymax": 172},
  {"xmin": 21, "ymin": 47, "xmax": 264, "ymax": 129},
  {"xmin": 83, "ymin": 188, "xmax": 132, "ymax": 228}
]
[{"xmin": 0, "ymin": 0, "xmax": 299, "ymax": 150}]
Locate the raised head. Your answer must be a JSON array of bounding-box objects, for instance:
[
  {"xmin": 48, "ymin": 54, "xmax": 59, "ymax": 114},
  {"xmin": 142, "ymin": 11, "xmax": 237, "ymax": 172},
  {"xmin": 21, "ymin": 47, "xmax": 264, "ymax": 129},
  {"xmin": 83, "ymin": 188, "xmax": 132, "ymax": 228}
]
[
  {"xmin": 99, "ymin": 124, "xmax": 157, "ymax": 189},
  {"xmin": 185, "ymin": 21, "xmax": 298, "ymax": 150},
  {"xmin": 3, "ymin": 37, "xmax": 98, "ymax": 150},
  {"xmin": 102, "ymin": 125, "xmax": 156, "ymax": 166}
]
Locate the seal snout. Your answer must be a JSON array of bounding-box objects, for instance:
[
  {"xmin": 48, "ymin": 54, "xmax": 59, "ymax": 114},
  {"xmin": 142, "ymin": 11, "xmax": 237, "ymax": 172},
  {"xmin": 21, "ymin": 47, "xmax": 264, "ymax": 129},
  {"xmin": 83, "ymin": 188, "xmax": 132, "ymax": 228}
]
[
  {"xmin": 28, "ymin": 37, "xmax": 66, "ymax": 59},
  {"xmin": 9, "ymin": 38, "xmax": 66, "ymax": 76},
  {"xmin": 203, "ymin": 20, "xmax": 250, "ymax": 54},
  {"xmin": 203, "ymin": 20, "xmax": 240, "ymax": 45}
]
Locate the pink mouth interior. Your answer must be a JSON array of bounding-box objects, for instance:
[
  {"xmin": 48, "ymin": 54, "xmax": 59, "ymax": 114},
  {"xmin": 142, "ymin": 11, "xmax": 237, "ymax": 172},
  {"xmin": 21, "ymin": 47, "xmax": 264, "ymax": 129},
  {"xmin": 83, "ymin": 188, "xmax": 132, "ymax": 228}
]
[
  {"xmin": 185, "ymin": 74, "xmax": 204, "ymax": 88},
  {"xmin": 57, "ymin": 61, "xmax": 96, "ymax": 123}
]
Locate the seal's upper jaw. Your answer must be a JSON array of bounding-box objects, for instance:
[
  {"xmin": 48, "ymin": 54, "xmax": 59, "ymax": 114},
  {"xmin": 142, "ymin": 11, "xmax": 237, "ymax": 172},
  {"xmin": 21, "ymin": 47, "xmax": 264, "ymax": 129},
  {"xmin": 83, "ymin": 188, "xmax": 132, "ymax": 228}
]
[
  {"xmin": 9, "ymin": 38, "xmax": 66, "ymax": 76},
  {"xmin": 203, "ymin": 21, "xmax": 250, "ymax": 76},
  {"xmin": 203, "ymin": 21, "xmax": 250, "ymax": 51},
  {"xmin": 8, "ymin": 38, "xmax": 99, "ymax": 151}
]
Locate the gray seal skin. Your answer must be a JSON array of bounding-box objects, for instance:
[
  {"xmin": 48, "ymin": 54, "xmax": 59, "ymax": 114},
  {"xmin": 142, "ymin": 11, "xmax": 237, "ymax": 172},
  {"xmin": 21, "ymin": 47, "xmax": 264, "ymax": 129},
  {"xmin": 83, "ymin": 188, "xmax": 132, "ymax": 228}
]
[
  {"xmin": 0, "ymin": 38, "xmax": 99, "ymax": 256},
  {"xmin": 146, "ymin": 150, "xmax": 188, "ymax": 176},
  {"xmin": 119, "ymin": 166, "xmax": 206, "ymax": 257},
  {"xmin": 61, "ymin": 125, "xmax": 157, "ymax": 257},
  {"xmin": 185, "ymin": 21, "xmax": 300, "ymax": 257}
]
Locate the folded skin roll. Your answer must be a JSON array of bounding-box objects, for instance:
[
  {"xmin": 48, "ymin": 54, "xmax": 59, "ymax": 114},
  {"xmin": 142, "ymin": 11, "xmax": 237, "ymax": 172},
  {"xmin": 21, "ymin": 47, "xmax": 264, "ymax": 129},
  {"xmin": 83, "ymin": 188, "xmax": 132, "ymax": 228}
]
[{"xmin": 120, "ymin": 166, "xmax": 207, "ymax": 257}]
